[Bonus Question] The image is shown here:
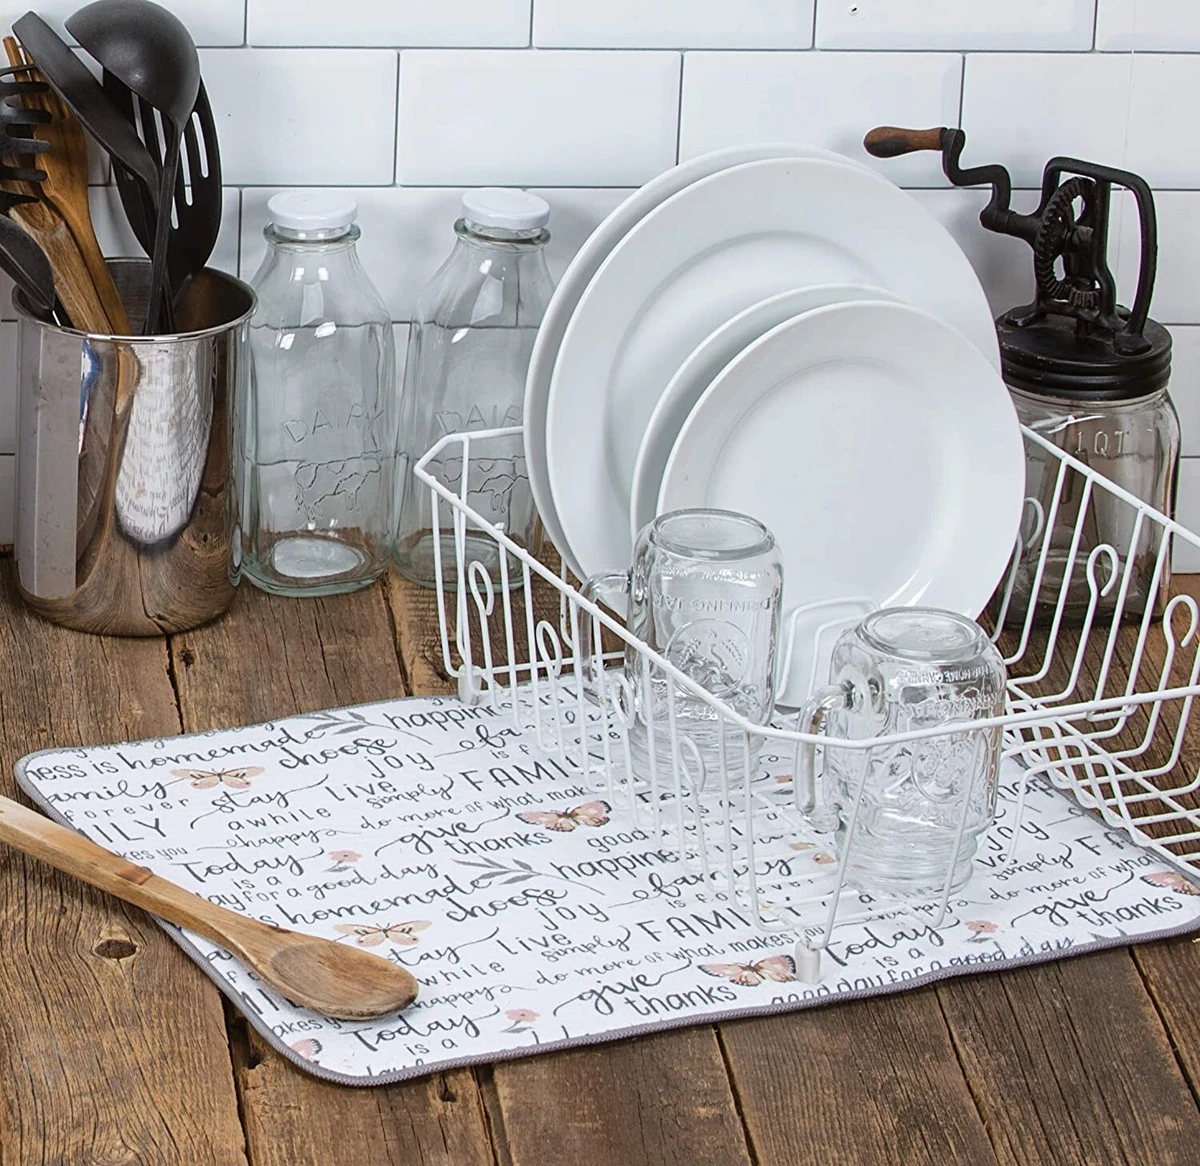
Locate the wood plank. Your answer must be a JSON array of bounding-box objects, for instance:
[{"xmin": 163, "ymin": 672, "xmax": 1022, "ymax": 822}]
[
  {"xmin": 721, "ymin": 988, "xmax": 998, "ymax": 1165},
  {"xmin": 0, "ymin": 560, "xmax": 247, "ymax": 1165},
  {"xmin": 172, "ymin": 582, "xmax": 495, "ymax": 1166},
  {"xmin": 489, "ymin": 1028, "xmax": 752, "ymax": 1166},
  {"xmin": 937, "ymin": 950, "xmax": 1200, "ymax": 1165},
  {"xmin": 386, "ymin": 568, "xmax": 752, "ymax": 1166}
]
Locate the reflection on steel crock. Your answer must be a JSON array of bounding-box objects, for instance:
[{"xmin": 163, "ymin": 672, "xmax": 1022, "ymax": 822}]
[{"xmin": 14, "ymin": 260, "xmax": 254, "ymax": 636}]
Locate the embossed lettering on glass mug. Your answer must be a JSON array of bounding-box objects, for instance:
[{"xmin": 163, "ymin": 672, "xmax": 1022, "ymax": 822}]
[
  {"xmin": 796, "ymin": 607, "xmax": 1007, "ymax": 898},
  {"xmin": 580, "ymin": 509, "xmax": 783, "ymax": 782}
]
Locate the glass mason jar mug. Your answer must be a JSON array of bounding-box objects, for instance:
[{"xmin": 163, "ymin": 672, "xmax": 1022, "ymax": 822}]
[
  {"xmin": 394, "ymin": 189, "xmax": 555, "ymax": 590},
  {"xmin": 580, "ymin": 509, "xmax": 783, "ymax": 783},
  {"xmin": 235, "ymin": 191, "xmax": 396, "ymax": 596},
  {"xmin": 797, "ymin": 608, "xmax": 1007, "ymax": 898}
]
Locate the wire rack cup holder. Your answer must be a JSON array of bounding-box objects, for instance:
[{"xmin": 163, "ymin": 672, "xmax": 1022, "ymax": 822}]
[{"xmin": 413, "ymin": 425, "xmax": 1200, "ymax": 981}]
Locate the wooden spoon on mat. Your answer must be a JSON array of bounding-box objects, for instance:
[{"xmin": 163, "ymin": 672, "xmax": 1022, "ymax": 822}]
[
  {"xmin": 6, "ymin": 37, "xmax": 131, "ymax": 333},
  {"xmin": 0, "ymin": 794, "xmax": 419, "ymax": 1019}
]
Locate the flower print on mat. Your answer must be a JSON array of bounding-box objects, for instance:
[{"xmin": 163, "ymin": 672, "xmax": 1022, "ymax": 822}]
[
  {"xmin": 517, "ymin": 800, "xmax": 611, "ymax": 833},
  {"xmin": 326, "ymin": 849, "xmax": 361, "ymax": 872},
  {"xmin": 334, "ymin": 921, "xmax": 432, "ymax": 948},
  {"xmin": 1143, "ymin": 870, "xmax": 1200, "ymax": 896},
  {"xmin": 965, "ymin": 920, "xmax": 999, "ymax": 942},
  {"xmin": 502, "ymin": 1009, "xmax": 539, "ymax": 1033},
  {"xmin": 700, "ymin": 954, "xmax": 796, "ymax": 987},
  {"xmin": 170, "ymin": 766, "xmax": 264, "ymax": 790},
  {"xmin": 291, "ymin": 1038, "xmax": 322, "ymax": 1061}
]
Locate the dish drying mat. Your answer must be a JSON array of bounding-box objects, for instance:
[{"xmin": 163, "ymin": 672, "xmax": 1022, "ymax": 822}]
[{"xmin": 16, "ymin": 689, "xmax": 1200, "ymax": 1088}]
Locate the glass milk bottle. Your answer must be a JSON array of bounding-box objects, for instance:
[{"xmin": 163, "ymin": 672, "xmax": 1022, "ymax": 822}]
[
  {"xmin": 236, "ymin": 192, "xmax": 395, "ymax": 596},
  {"xmin": 393, "ymin": 189, "xmax": 554, "ymax": 589}
]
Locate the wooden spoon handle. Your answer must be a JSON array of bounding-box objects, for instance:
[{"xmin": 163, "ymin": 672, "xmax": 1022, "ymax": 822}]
[
  {"xmin": 0, "ymin": 793, "xmax": 272, "ymax": 960},
  {"xmin": 11, "ymin": 206, "xmax": 110, "ymax": 334},
  {"xmin": 56, "ymin": 195, "xmax": 131, "ymax": 334}
]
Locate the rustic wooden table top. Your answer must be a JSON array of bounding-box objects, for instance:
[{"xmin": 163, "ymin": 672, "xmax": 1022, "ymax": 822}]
[{"xmin": 2, "ymin": 561, "xmax": 1200, "ymax": 1166}]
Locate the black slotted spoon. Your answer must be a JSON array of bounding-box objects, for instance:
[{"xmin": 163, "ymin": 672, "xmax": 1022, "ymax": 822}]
[{"xmin": 105, "ymin": 75, "xmax": 222, "ymax": 315}]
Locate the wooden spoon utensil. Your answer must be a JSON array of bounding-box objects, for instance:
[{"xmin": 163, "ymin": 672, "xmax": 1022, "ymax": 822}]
[
  {"xmin": 6, "ymin": 36, "xmax": 131, "ymax": 333},
  {"xmin": 0, "ymin": 793, "xmax": 419, "ymax": 1019},
  {"xmin": 1, "ymin": 37, "xmax": 111, "ymax": 334}
]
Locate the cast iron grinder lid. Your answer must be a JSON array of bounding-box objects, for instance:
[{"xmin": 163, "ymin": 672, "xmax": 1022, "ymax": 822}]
[{"xmin": 864, "ymin": 125, "xmax": 1171, "ymax": 402}]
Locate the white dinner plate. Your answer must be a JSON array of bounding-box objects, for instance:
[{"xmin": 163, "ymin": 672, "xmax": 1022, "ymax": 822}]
[
  {"xmin": 656, "ymin": 300, "xmax": 1024, "ymax": 709},
  {"xmin": 628, "ymin": 284, "xmax": 904, "ymax": 543},
  {"xmin": 545, "ymin": 157, "xmax": 1000, "ymax": 583},
  {"xmin": 525, "ymin": 143, "xmax": 870, "ymax": 574}
]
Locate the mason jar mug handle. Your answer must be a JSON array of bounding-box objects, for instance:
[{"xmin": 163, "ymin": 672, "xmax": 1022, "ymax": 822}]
[
  {"xmin": 578, "ymin": 571, "xmax": 630, "ymax": 707},
  {"xmin": 795, "ymin": 682, "xmax": 853, "ymax": 835}
]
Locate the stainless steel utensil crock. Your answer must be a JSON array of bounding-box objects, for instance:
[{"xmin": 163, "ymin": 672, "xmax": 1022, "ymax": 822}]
[{"xmin": 14, "ymin": 258, "xmax": 254, "ymax": 635}]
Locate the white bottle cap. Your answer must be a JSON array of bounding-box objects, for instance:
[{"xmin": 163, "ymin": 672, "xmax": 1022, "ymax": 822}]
[
  {"xmin": 461, "ymin": 188, "xmax": 550, "ymax": 231},
  {"xmin": 267, "ymin": 190, "xmax": 359, "ymax": 231}
]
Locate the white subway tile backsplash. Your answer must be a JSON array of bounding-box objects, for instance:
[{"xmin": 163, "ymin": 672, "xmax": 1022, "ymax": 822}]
[
  {"xmin": 906, "ymin": 187, "xmax": 1037, "ymax": 318},
  {"xmin": 241, "ymin": 186, "xmax": 631, "ymax": 318},
  {"xmin": 0, "ymin": 323, "xmax": 15, "ymax": 455},
  {"xmin": 527, "ymin": 187, "xmax": 632, "ymax": 283},
  {"xmin": 0, "ymin": 0, "xmax": 246, "ymax": 46},
  {"xmin": 1168, "ymin": 327, "xmax": 1200, "ymax": 456},
  {"xmin": 535, "ymin": 0, "xmax": 814, "ymax": 49},
  {"xmin": 1175, "ymin": 460, "xmax": 1200, "ymax": 572},
  {"xmin": 88, "ymin": 187, "xmax": 242, "ymax": 276},
  {"xmin": 962, "ymin": 54, "xmax": 1132, "ymax": 189},
  {"xmin": 1114, "ymin": 191, "xmax": 1200, "ymax": 325},
  {"xmin": 817, "ymin": 0, "xmax": 1094, "ymax": 51},
  {"xmin": 248, "ymin": 0, "xmax": 531, "ymax": 48},
  {"xmin": 397, "ymin": 51, "xmax": 680, "ymax": 186},
  {"xmin": 679, "ymin": 52, "xmax": 962, "ymax": 186},
  {"xmin": 1096, "ymin": 0, "xmax": 1200, "ymax": 51},
  {"xmin": 0, "ymin": 455, "xmax": 12, "ymax": 546},
  {"xmin": 963, "ymin": 53, "xmax": 1200, "ymax": 190},
  {"xmin": 1123, "ymin": 56, "xmax": 1200, "ymax": 188},
  {"xmin": 4, "ymin": 5, "xmax": 1200, "ymax": 531},
  {"xmin": 202, "ymin": 49, "xmax": 398, "ymax": 185}
]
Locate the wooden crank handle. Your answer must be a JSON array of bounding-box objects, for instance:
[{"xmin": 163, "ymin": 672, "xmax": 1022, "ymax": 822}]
[{"xmin": 863, "ymin": 126, "xmax": 949, "ymax": 159}]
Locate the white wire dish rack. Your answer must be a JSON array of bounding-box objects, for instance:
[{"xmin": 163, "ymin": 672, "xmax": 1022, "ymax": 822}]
[{"xmin": 412, "ymin": 425, "xmax": 1200, "ymax": 977}]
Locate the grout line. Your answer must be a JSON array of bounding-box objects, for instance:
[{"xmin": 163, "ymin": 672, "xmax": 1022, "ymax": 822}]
[
  {"xmin": 957, "ymin": 52, "xmax": 967, "ymax": 127},
  {"xmin": 528, "ymin": 0, "xmax": 534, "ymax": 48},
  {"xmin": 673, "ymin": 53, "xmax": 684, "ymax": 165},
  {"xmin": 810, "ymin": 0, "xmax": 819, "ymax": 48},
  {"xmin": 235, "ymin": 189, "xmax": 243, "ymax": 278},
  {"xmin": 196, "ymin": 43, "xmax": 1181, "ymax": 53},
  {"xmin": 1092, "ymin": 0, "xmax": 1100, "ymax": 51},
  {"xmin": 391, "ymin": 51, "xmax": 402, "ymax": 185}
]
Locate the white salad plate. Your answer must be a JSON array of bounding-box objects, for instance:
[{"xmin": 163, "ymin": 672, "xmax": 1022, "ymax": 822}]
[
  {"xmin": 525, "ymin": 143, "xmax": 871, "ymax": 574},
  {"xmin": 656, "ymin": 300, "xmax": 1025, "ymax": 709},
  {"xmin": 628, "ymin": 284, "xmax": 905, "ymax": 543},
  {"xmin": 545, "ymin": 157, "xmax": 1001, "ymax": 583}
]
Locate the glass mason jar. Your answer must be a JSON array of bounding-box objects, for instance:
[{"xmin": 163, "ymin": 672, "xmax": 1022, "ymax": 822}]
[
  {"xmin": 235, "ymin": 191, "xmax": 395, "ymax": 596},
  {"xmin": 580, "ymin": 509, "xmax": 784, "ymax": 783},
  {"xmin": 393, "ymin": 189, "xmax": 555, "ymax": 589},
  {"xmin": 800, "ymin": 608, "xmax": 1007, "ymax": 898},
  {"xmin": 1005, "ymin": 384, "xmax": 1179, "ymax": 623}
]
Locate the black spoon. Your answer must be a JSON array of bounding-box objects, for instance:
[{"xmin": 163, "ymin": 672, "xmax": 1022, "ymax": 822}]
[
  {"xmin": 67, "ymin": 0, "xmax": 199, "ymax": 335},
  {"xmin": 0, "ymin": 212, "xmax": 56, "ymax": 319}
]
